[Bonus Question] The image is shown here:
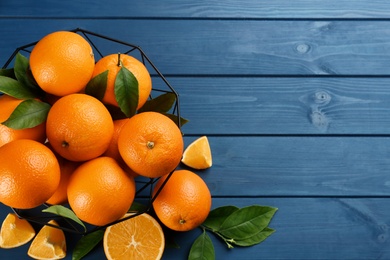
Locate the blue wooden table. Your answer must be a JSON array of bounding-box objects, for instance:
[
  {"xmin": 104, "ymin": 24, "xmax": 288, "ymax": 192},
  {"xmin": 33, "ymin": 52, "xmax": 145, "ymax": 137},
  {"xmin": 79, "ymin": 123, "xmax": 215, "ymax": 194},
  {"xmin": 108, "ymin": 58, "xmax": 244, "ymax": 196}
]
[{"xmin": 2, "ymin": 1, "xmax": 390, "ymax": 259}]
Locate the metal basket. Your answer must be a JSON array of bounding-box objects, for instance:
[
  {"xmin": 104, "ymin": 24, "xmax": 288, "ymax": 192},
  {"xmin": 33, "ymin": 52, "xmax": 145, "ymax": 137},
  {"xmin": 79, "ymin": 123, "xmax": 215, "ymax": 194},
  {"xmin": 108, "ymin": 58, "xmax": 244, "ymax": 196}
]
[{"xmin": 2, "ymin": 28, "xmax": 181, "ymax": 234}]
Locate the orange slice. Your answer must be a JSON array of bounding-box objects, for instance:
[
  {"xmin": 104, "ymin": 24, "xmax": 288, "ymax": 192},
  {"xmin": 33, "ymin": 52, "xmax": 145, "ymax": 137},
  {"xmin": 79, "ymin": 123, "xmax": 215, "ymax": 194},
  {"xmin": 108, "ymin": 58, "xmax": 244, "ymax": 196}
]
[
  {"xmin": 103, "ymin": 213, "xmax": 165, "ymax": 260},
  {"xmin": 181, "ymin": 136, "xmax": 212, "ymax": 169},
  {"xmin": 27, "ymin": 220, "xmax": 66, "ymax": 260},
  {"xmin": 0, "ymin": 213, "xmax": 35, "ymax": 248}
]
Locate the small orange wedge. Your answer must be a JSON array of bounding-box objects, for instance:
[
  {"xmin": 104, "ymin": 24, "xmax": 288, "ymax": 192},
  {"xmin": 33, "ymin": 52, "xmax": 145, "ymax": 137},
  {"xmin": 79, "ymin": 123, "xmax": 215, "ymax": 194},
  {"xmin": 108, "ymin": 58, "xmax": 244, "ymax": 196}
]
[
  {"xmin": 103, "ymin": 213, "xmax": 165, "ymax": 260},
  {"xmin": 181, "ymin": 136, "xmax": 212, "ymax": 170},
  {"xmin": 27, "ymin": 220, "xmax": 66, "ymax": 260},
  {"xmin": 0, "ymin": 213, "xmax": 35, "ymax": 248}
]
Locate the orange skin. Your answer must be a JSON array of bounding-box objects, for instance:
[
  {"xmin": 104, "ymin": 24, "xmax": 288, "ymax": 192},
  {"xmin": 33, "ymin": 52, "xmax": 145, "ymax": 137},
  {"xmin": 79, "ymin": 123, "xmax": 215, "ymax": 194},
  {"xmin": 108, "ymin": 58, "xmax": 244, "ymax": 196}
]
[
  {"xmin": 0, "ymin": 94, "xmax": 46, "ymax": 148},
  {"xmin": 118, "ymin": 111, "xmax": 183, "ymax": 178},
  {"xmin": 0, "ymin": 139, "xmax": 61, "ymax": 209},
  {"xmin": 152, "ymin": 170, "xmax": 212, "ymax": 231},
  {"xmin": 46, "ymin": 93, "xmax": 114, "ymax": 162},
  {"xmin": 30, "ymin": 31, "xmax": 95, "ymax": 96}
]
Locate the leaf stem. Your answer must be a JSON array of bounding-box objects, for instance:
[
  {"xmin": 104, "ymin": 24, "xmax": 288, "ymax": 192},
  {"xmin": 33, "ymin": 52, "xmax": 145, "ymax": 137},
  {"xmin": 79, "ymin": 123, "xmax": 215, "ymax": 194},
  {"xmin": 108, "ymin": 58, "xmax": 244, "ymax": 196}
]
[{"xmin": 200, "ymin": 225, "xmax": 234, "ymax": 249}]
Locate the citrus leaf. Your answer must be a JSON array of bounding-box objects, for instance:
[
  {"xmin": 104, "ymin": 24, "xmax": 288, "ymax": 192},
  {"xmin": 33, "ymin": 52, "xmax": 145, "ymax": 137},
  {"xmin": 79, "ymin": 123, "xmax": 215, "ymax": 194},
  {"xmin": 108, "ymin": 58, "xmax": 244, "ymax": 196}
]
[
  {"xmin": 72, "ymin": 230, "xmax": 104, "ymax": 260},
  {"xmin": 42, "ymin": 205, "xmax": 86, "ymax": 232},
  {"xmin": 2, "ymin": 99, "xmax": 51, "ymax": 129},
  {"xmin": 115, "ymin": 67, "xmax": 138, "ymax": 117},
  {"xmin": 0, "ymin": 76, "xmax": 37, "ymax": 99},
  {"xmin": 218, "ymin": 205, "xmax": 278, "ymax": 240},
  {"xmin": 129, "ymin": 201, "xmax": 148, "ymax": 212},
  {"xmin": 202, "ymin": 205, "xmax": 239, "ymax": 232},
  {"xmin": 232, "ymin": 227, "xmax": 275, "ymax": 247},
  {"xmin": 0, "ymin": 68, "xmax": 15, "ymax": 78},
  {"xmin": 188, "ymin": 230, "xmax": 215, "ymax": 260},
  {"xmin": 85, "ymin": 70, "xmax": 108, "ymax": 101},
  {"xmin": 163, "ymin": 113, "xmax": 189, "ymax": 127},
  {"xmin": 138, "ymin": 92, "xmax": 176, "ymax": 113},
  {"xmin": 14, "ymin": 52, "xmax": 40, "ymax": 92}
]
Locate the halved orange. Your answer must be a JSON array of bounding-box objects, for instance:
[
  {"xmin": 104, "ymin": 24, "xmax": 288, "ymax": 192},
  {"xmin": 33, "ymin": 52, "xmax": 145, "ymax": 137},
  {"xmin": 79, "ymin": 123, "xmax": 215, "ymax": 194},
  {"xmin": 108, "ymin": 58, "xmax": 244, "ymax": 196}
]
[
  {"xmin": 27, "ymin": 220, "xmax": 66, "ymax": 260},
  {"xmin": 0, "ymin": 213, "xmax": 35, "ymax": 248},
  {"xmin": 181, "ymin": 136, "xmax": 212, "ymax": 169},
  {"xmin": 103, "ymin": 213, "xmax": 165, "ymax": 260}
]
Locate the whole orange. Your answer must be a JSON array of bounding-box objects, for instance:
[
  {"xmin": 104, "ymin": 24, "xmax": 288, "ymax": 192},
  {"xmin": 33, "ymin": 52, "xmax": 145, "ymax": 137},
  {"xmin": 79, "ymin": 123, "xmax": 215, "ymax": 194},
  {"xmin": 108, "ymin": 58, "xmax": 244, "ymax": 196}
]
[
  {"xmin": 0, "ymin": 94, "xmax": 46, "ymax": 148},
  {"xmin": 46, "ymin": 93, "xmax": 114, "ymax": 162},
  {"xmin": 67, "ymin": 156, "xmax": 136, "ymax": 226},
  {"xmin": 30, "ymin": 31, "xmax": 95, "ymax": 96},
  {"xmin": 91, "ymin": 53, "xmax": 152, "ymax": 110},
  {"xmin": 152, "ymin": 170, "xmax": 212, "ymax": 231},
  {"xmin": 0, "ymin": 139, "xmax": 60, "ymax": 209},
  {"xmin": 118, "ymin": 112, "xmax": 183, "ymax": 178}
]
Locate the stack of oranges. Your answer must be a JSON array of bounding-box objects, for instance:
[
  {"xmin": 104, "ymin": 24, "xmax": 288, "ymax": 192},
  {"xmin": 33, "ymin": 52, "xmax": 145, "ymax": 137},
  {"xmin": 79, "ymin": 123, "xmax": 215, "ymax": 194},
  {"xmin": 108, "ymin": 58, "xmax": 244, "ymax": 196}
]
[{"xmin": 0, "ymin": 30, "xmax": 213, "ymax": 259}]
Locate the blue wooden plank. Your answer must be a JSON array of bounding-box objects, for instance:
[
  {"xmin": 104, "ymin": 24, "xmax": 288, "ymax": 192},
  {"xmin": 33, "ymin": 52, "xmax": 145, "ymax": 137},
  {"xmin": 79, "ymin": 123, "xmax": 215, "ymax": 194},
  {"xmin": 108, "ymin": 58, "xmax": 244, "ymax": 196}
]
[
  {"xmin": 0, "ymin": 197, "xmax": 389, "ymax": 259},
  {"xmin": 174, "ymin": 77, "xmax": 390, "ymax": 135},
  {"xmin": 1, "ymin": 0, "xmax": 390, "ymax": 19},
  {"xmin": 183, "ymin": 136, "xmax": 390, "ymax": 197},
  {"xmin": 2, "ymin": 20, "xmax": 390, "ymax": 75}
]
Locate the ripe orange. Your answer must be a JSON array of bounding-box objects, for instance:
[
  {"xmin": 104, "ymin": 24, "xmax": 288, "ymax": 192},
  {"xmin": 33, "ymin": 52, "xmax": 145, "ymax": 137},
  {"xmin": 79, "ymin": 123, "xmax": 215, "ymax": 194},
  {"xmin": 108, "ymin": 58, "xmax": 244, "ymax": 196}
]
[
  {"xmin": 27, "ymin": 220, "xmax": 66, "ymax": 259},
  {"xmin": 45, "ymin": 144, "xmax": 81, "ymax": 205},
  {"xmin": 91, "ymin": 53, "xmax": 152, "ymax": 110},
  {"xmin": 0, "ymin": 94, "xmax": 46, "ymax": 148},
  {"xmin": 181, "ymin": 136, "xmax": 213, "ymax": 170},
  {"xmin": 118, "ymin": 111, "xmax": 183, "ymax": 178},
  {"xmin": 103, "ymin": 118, "xmax": 138, "ymax": 177},
  {"xmin": 30, "ymin": 31, "xmax": 95, "ymax": 96},
  {"xmin": 103, "ymin": 213, "xmax": 165, "ymax": 260},
  {"xmin": 67, "ymin": 157, "xmax": 136, "ymax": 226},
  {"xmin": 0, "ymin": 213, "xmax": 35, "ymax": 248},
  {"xmin": 152, "ymin": 169, "xmax": 212, "ymax": 231},
  {"xmin": 0, "ymin": 139, "xmax": 60, "ymax": 209},
  {"xmin": 46, "ymin": 93, "xmax": 114, "ymax": 162}
]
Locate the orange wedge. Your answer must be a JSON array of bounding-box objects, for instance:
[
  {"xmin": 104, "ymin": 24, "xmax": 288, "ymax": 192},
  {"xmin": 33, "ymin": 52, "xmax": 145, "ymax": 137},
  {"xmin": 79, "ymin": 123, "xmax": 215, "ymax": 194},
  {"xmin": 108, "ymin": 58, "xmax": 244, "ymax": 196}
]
[
  {"xmin": 103, "ymin": 213, "xmax": 165, "ymax": 260},
  {"xmin": 27, "ymin": 220, "xmax": 66, "ymax": 260},
  {"xmin": 0, "ymin": 213, "xmax": 35, "ymax": 248},
  {"xmin": 181, "ymin": 136, "xmax": 212, "ymax": 169}
]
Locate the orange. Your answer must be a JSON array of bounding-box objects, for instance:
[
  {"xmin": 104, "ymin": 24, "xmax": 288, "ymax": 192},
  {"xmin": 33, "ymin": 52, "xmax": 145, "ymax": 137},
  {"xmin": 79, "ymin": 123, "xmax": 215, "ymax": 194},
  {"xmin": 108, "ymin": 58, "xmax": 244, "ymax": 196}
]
[
  {"xmin": 30, "ymin": 31, "xmax": 95, "ymax": 96},
  {"xmin": 27, "ymin": 220, "xmax": 66, "ymax": 259},
  {"xmin": 46, "ymin": 93, "xmax": 114, "ymax": 162},
  {"xmin": 91, "ymin": 53, "xmax": 152, "ymax": 110},
  {"xmin": 103, "ymin": 213, "xmax": 165, "ymax": 260},
  {"xmin": 181, "ymin": 136, "xmax": 212, "ymax": 170},
  {"xmin": 45, "ymin": 144, "xmax": 81, "ymax": 205},
  {"xmin": 0, "ymin": 94, "xmax": 46, "ymax": 148},
  {"xmin": 118, "ymin": 111, "xmax": 183, "ymax": 178},
  {"xmin": 152, "ymin": 169, "xmax": 212, "ymax": 231},
  {"xmin": 103, "ymin": 118, "xmax": 138, "ymax": 177},
  {"xmin": 0, "ymin": 139, "xmax": 60, "ymax": 209},
  {"xmin": 67, "ymin": 157, "xmax": 136, "ymax": 226},
  {"xmin": 0, "ymin": 213, "xmax": 35, "ymax": 248}
]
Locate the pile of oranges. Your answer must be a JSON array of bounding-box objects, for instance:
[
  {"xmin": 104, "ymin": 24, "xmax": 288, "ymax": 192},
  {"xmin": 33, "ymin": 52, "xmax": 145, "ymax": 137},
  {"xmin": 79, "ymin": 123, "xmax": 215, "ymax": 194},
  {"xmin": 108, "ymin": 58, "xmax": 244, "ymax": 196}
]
[{"xmin": 0, "ymin": 30, "xmax": 213, "ymax": 260}]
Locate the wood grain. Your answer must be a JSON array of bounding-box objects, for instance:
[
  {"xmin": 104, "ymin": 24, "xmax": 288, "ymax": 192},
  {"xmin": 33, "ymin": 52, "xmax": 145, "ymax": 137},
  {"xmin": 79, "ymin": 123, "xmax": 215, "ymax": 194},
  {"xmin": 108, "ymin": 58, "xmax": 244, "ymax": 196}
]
[
  {"xmin": 2, "ymin": 20, "xmax": 390, "ymax": 75},
  {"xmin": 2, "ymin": 1, "xmax": 390, "ymax": 18}
]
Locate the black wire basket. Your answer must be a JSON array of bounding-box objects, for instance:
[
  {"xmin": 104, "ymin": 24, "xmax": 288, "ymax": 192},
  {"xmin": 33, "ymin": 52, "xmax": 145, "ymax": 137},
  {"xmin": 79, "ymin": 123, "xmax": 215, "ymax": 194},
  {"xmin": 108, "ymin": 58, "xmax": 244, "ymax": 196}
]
[{"xmin": 2, "ymin": 28, "xmax": 181, "ymax": 235}]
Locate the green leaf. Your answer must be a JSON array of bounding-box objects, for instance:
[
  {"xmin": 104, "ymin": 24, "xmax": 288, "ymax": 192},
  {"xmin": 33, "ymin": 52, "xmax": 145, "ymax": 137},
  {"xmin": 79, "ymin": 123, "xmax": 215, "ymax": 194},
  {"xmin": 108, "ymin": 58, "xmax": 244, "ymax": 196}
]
[
  {"xmin": 232, "ymin": 227, "xmax": 275, "ymax": 247},
  {"xmin": 218, "ymin": 205, "xmax": 277, "ymax": 240},
  {"xmin": 42, "ymin": 205, "xmax": 86, "ymax": 232},
  {"xmin": 0, "ymin": 76, "xmax": 37, "ymax": 99},
  {"xmin": 14, "ymin": 53, "xmax": 39, "ymax": 92},
  {"xmin": 138, "ymin": 92, "xmax": 176, "ymax": 113},
  {"xmin": 115, "ymin": 67, "xmax": 138, "ymax": 117},
  {"xmin": 129, "ymin": 201, "xmax": 148, "ymax": 213},
  {"xmin": 0, "ymin": 68, "xmax": 15, "ymax": 78},
  {"xmin": 188, "ymin": 230, "xmax": 215, "ymax": 260},
  {"xmin": 163, "ymin": 113, "xmax": 189, "ymax": 127},
  {"xmin": 202, "ymin": 206, "xmax": 239, "ymax": 232},
  {"xmin": 2, "ymin": 99, "xmax": 51, "ymax": 129},
  {"xmin": 72, "ymin": 230, "xmax": 104, "ymax": 260},
  {"xmin": 85, "ymin": 70, "xmax": 108, "ymax": 101}
]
